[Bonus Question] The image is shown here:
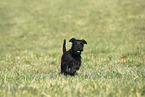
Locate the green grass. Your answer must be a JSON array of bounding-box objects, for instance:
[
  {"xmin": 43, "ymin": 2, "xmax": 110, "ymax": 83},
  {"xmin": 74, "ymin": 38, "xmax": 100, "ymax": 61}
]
[{"xmin": 0, "ymin": 0, "xmax": 145, "ymax": 96}]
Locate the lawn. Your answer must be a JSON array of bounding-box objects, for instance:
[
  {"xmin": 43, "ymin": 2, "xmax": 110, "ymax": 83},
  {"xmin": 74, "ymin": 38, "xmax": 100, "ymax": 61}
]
[{"xmin": 0, "ymin": 0, "xmax": 145, "ymax": 97}]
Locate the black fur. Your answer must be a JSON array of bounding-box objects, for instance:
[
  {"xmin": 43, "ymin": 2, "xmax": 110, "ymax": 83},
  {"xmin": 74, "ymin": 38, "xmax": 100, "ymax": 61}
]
[{"xmin": 61, "ymin": 38, "xmax": 87, "ymax": 76}]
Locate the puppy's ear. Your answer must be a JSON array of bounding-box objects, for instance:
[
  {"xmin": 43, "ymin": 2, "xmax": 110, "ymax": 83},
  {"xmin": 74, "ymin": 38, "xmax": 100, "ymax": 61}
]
[
  {"xmin": 69, "ymin": 38, "xmax": 76, "ymax": 43},
  {"xmin": 82, "ymin": 39, "xmax": 87, "ymax": 44}
]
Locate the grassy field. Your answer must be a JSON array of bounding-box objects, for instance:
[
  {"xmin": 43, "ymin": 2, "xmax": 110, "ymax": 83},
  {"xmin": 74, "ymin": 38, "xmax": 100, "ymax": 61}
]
[{"xmin": 0, "ymin": 0, "xmax": 145, "ymax": 96}]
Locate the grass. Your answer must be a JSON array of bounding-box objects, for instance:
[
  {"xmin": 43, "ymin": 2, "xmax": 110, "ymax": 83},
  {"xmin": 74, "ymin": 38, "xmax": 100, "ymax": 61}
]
[{"xmin": 0, "ymin": 0, "xmax": 145, "ymax": 96}]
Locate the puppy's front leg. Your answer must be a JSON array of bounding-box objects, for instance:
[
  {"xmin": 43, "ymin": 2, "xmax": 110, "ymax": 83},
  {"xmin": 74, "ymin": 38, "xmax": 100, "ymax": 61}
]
[
  {"xmin": 70, "ymin": 67, "xmax": 77, "ymax": 76},
  {"xmin": 64, "ymin": 65, "xmax": 69, "ymax": 75}
]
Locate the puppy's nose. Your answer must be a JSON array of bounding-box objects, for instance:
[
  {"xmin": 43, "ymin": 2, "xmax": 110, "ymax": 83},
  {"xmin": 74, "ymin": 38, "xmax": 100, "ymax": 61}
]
[{"xmin": 77, "ymin": 47, "xmax": 83, "ymax": 51}]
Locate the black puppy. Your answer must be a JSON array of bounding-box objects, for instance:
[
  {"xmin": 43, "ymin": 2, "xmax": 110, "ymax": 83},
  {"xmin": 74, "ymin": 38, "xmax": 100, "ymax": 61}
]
[{"xmin": 61, "ymin": 38, "xmax": 87, "ymax": 76}]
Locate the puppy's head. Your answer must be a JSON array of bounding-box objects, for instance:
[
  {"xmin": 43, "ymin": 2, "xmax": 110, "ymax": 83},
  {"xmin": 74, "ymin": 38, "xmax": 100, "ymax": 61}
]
[{"xmin": 69, "ymin": 38, "xmax": 87, "ymax": 55}]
